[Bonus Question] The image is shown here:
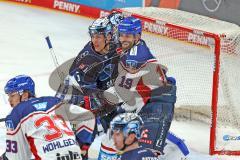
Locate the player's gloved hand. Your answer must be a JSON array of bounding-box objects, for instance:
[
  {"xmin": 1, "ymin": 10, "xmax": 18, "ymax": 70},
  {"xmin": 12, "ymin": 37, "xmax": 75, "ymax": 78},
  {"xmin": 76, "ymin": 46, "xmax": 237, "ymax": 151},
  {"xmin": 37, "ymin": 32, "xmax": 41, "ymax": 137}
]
[
  {"xmin": 166, "ymin": 76, "xmax": 176, "ymax": 85},
  {"xmin": 69, "ymin": 94, "xmax": 84, "ymax": 105},
  {"xmin": 88, "ymin": 93, "xmax": 117, "ymax": 117}
]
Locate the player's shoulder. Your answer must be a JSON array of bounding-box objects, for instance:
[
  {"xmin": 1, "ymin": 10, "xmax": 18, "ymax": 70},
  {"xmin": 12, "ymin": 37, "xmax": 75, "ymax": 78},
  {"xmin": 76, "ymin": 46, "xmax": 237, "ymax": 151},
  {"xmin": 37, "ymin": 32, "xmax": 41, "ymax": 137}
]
[
  {"xmin": 82, "ymin": 41, "xmax": 92, "ymax": 51},
  {"xmin": 137, "ymin": 39, "xmax": 151, "ymax": 53},
  {"xmin": 29, "ymin": 96, "xmax": 61, "ymax": 108},
  {"xmin": 78, "ymin": 41, "xmax": 96, "ymax": 57},
  {"xmin": 16, "ymin": 96, "xmax": 61, "ymax": 111},
  {"xmin": 133, "ymin": 39, "xmax": 156, "ymax": 62},
  {"xmin": 120, "ymin": 40, "xmax": 156, "ymax": 69},
  {"xmin": 6, "ymin": 96, "xmax": 61, "ymax": 129}
]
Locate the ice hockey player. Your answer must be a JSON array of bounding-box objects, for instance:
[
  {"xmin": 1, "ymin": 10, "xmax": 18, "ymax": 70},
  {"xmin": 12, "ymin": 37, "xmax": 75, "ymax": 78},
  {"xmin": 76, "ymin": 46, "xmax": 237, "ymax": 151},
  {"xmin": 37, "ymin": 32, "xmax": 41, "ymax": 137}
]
[
  {"xmin": 55, "ymin": 16, "xmax": 122, "ymax": 159},
  {"xmin": 57, "ymin": 16, "xmax": 120, "ymax": 101},
  {"xmin": 98, "ymin": 16, "xmax": 177, "ymax": 159},
  {"xmin": 0, "ymin": 75, "xmax": 83, "ymax": 160},
  {"xmin": 111, "ymin": 113, "xmax": 159, "ymax": 160}
]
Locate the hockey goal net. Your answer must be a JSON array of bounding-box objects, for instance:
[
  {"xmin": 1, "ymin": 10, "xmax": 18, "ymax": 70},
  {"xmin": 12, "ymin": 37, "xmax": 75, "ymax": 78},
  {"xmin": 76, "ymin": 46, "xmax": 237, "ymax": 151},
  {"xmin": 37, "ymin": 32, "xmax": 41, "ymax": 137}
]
[{"xmin": 114, "ymin": 7, "xmax": 240, "ymax": 156}]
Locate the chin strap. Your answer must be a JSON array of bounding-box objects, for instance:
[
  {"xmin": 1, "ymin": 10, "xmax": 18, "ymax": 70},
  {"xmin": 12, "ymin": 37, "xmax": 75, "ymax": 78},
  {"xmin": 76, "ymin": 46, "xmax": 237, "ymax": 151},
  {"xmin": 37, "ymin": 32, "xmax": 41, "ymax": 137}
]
[{"xmin": 19, "ymin": 92, "xmax": 24, "ymax": 103}]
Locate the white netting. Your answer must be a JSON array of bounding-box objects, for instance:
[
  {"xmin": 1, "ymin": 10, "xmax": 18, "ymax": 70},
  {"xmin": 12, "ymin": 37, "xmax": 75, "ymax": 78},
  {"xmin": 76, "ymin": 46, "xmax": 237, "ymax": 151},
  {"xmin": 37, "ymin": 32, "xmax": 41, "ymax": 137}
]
[
  {"xmin": 123, "ymin": 7, "xmax": 240, "ymax": 55},
  {"xmin": 119, "ymin": 7, "xmax": 240, "ymax": 153}
]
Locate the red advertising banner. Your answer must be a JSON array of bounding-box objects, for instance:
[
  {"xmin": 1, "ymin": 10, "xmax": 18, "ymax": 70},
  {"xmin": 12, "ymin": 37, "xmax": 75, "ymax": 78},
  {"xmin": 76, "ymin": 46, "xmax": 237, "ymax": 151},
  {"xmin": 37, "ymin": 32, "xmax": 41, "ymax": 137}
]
[
  {"xmin": 9, "ymin": 0, "xmax": 53, "ymax": 8},
  {"xmin": 7, "ymin": 0, "xmax": 110, "ymax": 19}
]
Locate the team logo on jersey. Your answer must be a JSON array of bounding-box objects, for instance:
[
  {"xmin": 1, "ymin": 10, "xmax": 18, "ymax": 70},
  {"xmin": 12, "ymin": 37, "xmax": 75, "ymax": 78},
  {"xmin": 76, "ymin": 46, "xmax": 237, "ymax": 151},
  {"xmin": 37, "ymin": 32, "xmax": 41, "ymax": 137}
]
[
  {"xmin": 33, "ymin": 102, "xmax": 48, "ymax": 111},
  {"xmin": 6, "ymin": 120, "xmax": 14, "ymax": 131},
  {"xmin": 139, "ymin": 129, "xmax": 153, "ymax": 145},
  {"xmin": 80, "ymin": 51, "xmax": 89, "ymax": 59},
  {"xmin": 99, "ymin": 64, "xmax": 115, "ymax": 81}
]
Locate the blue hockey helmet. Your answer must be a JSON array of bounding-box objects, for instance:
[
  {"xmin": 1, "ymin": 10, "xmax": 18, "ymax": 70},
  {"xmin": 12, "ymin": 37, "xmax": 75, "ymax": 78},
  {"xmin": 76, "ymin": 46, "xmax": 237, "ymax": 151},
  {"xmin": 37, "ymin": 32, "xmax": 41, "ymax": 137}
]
[
  {"xmin": 4, "ymin": 75, "xmax": 35, "ymax": 96},
  {"xmin": 110, "ymin": 113, "xmax": 143, "ymax": 139},
  {"xmin": 88, "ymin": 17, "xmax": 112, "ymax": 37},
  {"xmin": 118, "ymin": 16, "xmax": 142, "ymax": 35}
]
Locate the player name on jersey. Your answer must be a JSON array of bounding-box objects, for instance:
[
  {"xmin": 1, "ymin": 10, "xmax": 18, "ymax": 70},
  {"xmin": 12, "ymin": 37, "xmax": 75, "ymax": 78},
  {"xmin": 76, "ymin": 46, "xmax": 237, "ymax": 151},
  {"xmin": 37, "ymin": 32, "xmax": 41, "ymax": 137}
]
[{"xmin": 43, "ymin": 138, "xmax": 77, "ymax": 153}]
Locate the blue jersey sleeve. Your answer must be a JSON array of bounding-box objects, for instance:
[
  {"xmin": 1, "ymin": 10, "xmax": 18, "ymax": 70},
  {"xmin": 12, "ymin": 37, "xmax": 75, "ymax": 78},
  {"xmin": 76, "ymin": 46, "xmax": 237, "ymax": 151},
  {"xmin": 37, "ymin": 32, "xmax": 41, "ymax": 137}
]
[{"xmin": 5, "ymin": 96, "xmax": 61, "ymax": 130}]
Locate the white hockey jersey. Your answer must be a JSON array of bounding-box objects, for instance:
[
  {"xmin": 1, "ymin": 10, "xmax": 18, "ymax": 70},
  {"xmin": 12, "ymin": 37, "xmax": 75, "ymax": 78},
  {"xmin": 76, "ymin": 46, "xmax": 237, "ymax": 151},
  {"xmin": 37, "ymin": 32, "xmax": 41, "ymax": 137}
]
[
  {"xmin": 4, "ymin": 96, "xmax": 95, "ymax": 160},
  {"xmin": 104, "ymin": 40, "xmax": 168, "ymax": 112}
]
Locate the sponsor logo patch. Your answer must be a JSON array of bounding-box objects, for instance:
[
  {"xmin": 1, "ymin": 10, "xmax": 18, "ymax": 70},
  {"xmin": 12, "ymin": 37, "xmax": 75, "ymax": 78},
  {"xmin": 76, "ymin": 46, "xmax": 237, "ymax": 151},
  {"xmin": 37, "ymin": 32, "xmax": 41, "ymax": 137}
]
[{"xmin": 33, "ymin": 102, "xmax": 47, "ymax": 110}]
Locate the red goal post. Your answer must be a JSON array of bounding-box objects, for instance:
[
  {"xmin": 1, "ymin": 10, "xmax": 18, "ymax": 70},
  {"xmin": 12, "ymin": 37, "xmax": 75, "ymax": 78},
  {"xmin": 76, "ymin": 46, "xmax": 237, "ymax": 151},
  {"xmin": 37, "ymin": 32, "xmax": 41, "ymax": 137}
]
[{"xmin": 113, "ymin": 7, "xmax": 240, "ymax": 156}]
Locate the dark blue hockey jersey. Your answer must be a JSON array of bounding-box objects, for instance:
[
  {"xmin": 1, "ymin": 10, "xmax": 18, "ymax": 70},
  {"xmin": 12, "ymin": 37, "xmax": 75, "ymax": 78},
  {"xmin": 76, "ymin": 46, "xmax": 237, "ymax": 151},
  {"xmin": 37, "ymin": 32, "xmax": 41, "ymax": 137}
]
[
  {"xmin": 69, "ymin": 41, "xmax": 120, "ymax": 92},
  {"xmin": 119, "ymin": 147, "xmax": 159, "ymax": 160}
]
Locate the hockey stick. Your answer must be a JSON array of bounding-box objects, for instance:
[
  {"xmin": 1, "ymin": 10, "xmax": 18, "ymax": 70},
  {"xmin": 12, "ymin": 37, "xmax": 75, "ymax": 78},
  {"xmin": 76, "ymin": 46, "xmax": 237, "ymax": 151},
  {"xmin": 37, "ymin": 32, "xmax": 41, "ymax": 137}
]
[
  {"xmin": 0, "ymin": 118, "xmax": 5, "ymax": 122},
  {"xmin": 167, "ymin": 132, "xmax": 189, "ymax": 156},
  {"xmin": 85, "ymin": 51, "xmax": 122, "ymax": 74},
  {"xmin": 45, "ymin": 36, "xmax": 65, "ymax": 81}
]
